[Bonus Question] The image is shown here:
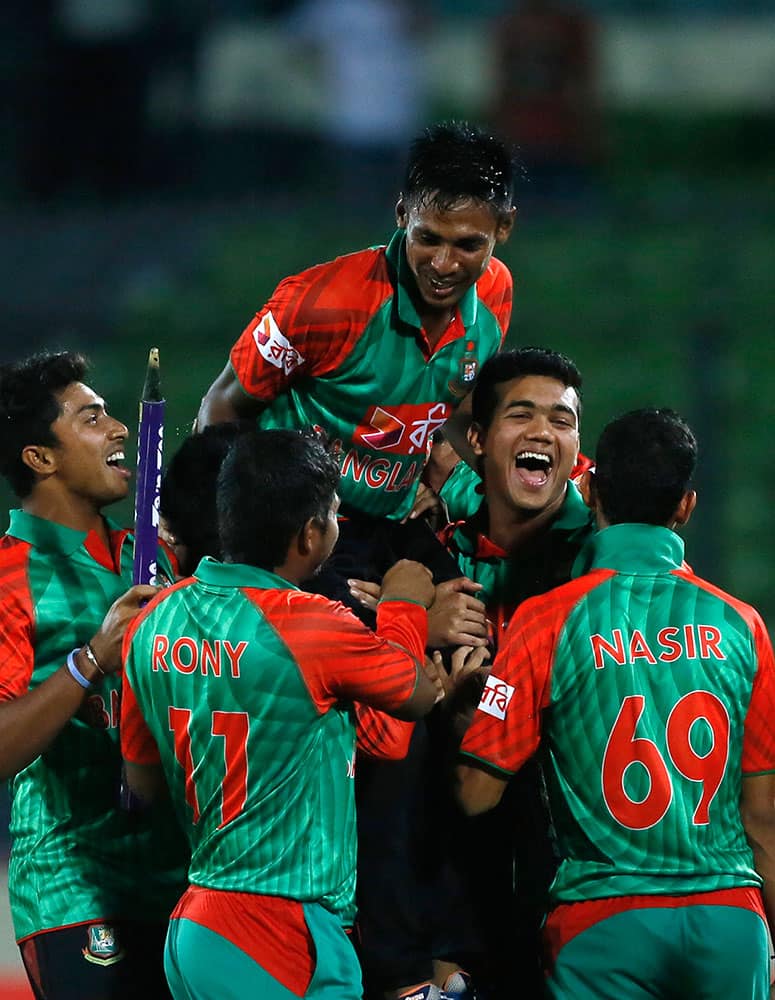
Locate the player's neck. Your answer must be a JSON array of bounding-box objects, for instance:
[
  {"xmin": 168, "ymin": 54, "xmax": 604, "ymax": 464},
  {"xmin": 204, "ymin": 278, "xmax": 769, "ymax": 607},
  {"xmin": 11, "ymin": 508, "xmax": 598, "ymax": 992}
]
[
  {"xmin": 24, "ymin": 489, "xmax": 110, "ymax": 544},
  {"xmin": 418, "ymin": 305, "xmax": 456, "ymax": 350},
  {"xmin": 485, "ymin": 493, "xmax": 565, "ymax": 554}
]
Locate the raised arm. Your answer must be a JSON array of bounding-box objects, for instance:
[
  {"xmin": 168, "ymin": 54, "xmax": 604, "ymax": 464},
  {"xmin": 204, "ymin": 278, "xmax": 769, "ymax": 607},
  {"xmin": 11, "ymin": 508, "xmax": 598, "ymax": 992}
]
[{"xmin": 196, "ymin": 363, "xmax": 263, "ymax": 430}]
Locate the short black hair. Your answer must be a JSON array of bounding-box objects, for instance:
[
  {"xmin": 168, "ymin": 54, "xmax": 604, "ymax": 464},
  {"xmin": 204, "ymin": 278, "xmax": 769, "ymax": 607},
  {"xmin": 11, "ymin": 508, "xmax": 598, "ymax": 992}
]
[
  {"xmin": 594, "ymin": 408, "xmax": 697, "ymax": 526},
  {"xmin": 0, "ymin": 350, "xmax": 88, "ymax": 498},
  {"xmin": 218, "ymin": 429, "xmax": 341, "ymax": 570},
  {"xmin": 160, "ymin": 424, "xmax": 242, "ymax": 574},
  {"xmin": 471, "ymin": 346, "xmax": 583, "ymax": 431},
  {"xmin": 403, "ymin": 121, "xmax": 518, "ymax": 221}
]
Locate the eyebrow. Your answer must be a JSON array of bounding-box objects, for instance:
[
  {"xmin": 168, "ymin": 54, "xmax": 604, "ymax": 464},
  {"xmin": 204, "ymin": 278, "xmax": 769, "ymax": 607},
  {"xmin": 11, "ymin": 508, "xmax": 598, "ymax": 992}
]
[
  {"xmin": 75, "ymin": 402, "xmax": 105, "ymax": 417},
  {"xmin": 504, "ymin": 399, "xmax": 578, "ymax": 420},
  {"xmin": 417, "ymin": 225, "xmax": 488, "ymax": 244}
]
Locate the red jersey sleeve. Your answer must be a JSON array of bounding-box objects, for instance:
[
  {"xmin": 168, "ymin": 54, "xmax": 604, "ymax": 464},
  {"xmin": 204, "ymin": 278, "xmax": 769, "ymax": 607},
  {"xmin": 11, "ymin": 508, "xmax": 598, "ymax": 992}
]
[
  {"xmin": 229, "ymin": 249, "xmax": 392, "ymax": 403},
  {"xmin": 675, "ymin": 572, "xmax": 775, "ymax": 775},
  {"xmin": 742, "ymin": 610, "xmax": 775, "ymax": 774},
  {"xmin": 355, "ymin": 703, "xmax": 414, "ymax": 760},
  {"xmin": 253, "ymin": 590, "xmax": 427, "ymax": 715},
  {"xmin": 0, "ymin": 539, "xmax": 35, "ymax": 702},
  {"xmin": 460, "ymin": 592, "xmax": 558, "ymax": 774},
  {"xmin": 475, "ymin": 256, "xmax": 513, "ymax": 343},
  {"xmin": 120, "ymin": 670, "xmax": 161, "ymax": 766}
]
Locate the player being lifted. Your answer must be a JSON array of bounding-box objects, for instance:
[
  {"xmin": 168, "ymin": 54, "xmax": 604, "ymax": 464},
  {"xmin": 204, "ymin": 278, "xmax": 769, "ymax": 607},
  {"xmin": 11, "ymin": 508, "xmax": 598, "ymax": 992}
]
[{"xmin": 196, "ymin": 120, "xmax": 518, "ymax": 608}]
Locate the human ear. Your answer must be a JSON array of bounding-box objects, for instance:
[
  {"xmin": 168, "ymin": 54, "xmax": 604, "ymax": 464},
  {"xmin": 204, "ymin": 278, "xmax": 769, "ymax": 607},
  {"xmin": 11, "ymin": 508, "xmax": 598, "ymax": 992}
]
[
  {"xmin": 296, "ymin": 517, "xmax": 317, "ymax": 557},
  {"xmin": 495, "ymin": 207, "xmax": 517, "ymax": 244},
  {"xmin": 672, "ymin": 490, "xmax": 697, "ymax": 528},
  {"xmin": 21, "ymin": 445, "xmax": 57, "ymax": 479},
  {"xmin": 578, "ymin": 469, "xmax": 595, "ymax": 510},
  {"xmin": 467, "ymin": 422, "xmax": 485, "ymax": 457}
]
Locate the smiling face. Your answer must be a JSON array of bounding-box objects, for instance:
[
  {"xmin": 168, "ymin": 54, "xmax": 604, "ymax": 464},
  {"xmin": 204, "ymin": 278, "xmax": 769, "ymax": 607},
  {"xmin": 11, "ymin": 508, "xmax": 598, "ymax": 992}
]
[
  {"xmin": 469, "ymin": 374, "xmax": 580, "ymax": 520},
  {"xmin": 47, "ymin": 382, "xmax": 131, "ymax": 508},
  {"xmin": 396, "ymin": 195, "xmax": 514, "ymax": 316}
]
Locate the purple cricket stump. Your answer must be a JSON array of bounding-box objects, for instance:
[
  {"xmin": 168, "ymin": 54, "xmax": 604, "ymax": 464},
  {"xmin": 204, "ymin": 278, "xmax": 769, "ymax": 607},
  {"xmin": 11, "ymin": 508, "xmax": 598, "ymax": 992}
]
[
  {"xmin": 133, "ymin": 347, "xmax": 165, "ymax": 586},
  {"xmin": 132, "ymin": 399, "xmax": 165, "ymax": 585}
]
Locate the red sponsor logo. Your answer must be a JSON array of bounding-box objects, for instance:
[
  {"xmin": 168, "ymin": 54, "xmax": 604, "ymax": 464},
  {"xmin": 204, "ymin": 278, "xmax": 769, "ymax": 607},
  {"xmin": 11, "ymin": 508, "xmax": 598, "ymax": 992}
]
[
  {"xmin": 478, "ymin": 674, "xmax": 515, "ymax": 721},
  {"xmin": 354, "ymin": 402, "xmax": 449, "ymax": 456}
]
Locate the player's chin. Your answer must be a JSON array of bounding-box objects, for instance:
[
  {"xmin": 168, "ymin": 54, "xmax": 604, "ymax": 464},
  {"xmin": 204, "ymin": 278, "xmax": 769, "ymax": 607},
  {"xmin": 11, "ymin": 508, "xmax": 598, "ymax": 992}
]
[
  {"xmin": 511, "ymin": 486, "xmax": 555, "ymax": 515},
  {"xmin": 101, "ymin": 481, "xmax": 131, "ymax": 504}
]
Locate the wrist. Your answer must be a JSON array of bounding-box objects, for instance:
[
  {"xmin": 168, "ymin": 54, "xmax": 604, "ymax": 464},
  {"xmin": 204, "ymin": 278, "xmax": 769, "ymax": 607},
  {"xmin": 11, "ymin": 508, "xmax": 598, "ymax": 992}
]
[
  {"xmin": 379, "ymin": 596, "xmax": 432, "ymax": 610},
  {"xmin": 66, "ymin": 644, "xmax": 106, "ymax": 689}
]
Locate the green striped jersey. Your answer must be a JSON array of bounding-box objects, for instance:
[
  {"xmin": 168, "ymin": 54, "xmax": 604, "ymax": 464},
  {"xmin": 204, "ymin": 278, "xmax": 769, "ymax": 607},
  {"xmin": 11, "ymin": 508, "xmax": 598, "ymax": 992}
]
[
  {"xmin": 0, "ymin": 509, "xmax": 188, "ymax": 940},
  {"xmin": 121, "ymin": 557, "xmax": 427, "ymax": 923},
  {"xmin": 229, "ymin": 230, "xmax": 512, "ymax": 520},
  {"xmin": 461, "ymin": 524, "xmax": 775, "ymax": 902}
]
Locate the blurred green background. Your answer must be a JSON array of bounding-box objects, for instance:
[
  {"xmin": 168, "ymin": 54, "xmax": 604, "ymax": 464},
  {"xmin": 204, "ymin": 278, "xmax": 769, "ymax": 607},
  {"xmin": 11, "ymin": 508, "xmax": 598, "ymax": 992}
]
[{"xmin": 0, "ymin": 5, "xmax": 774, "ymax": 980}]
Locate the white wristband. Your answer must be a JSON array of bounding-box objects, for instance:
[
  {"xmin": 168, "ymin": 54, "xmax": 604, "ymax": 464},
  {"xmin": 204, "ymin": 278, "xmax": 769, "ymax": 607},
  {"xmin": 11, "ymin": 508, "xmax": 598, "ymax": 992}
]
[{"xmin": 66, "ymin": 649, "xmax": 94, "ymax": 690}]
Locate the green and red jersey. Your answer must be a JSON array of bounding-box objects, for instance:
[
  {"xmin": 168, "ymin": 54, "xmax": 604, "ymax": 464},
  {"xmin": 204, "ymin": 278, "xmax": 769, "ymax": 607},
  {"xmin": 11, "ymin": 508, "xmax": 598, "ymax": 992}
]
[
  {"xmin": 229, "ymin": 229, "xmax": 512, "ymax": 520},
  {"xmin": 120, "ymin": 557, "xmax": 428, "ymax": 925},
  {"xmin": 460, "ymin": 524, "xmax": 775, "ymax": 906},
  {"xmin": 440, "ymin": 480, "xmax": 594, "ymax": 644},
  {"xmin": 0, "ymin": 509, "xmax": 188, "ymax": 941}
]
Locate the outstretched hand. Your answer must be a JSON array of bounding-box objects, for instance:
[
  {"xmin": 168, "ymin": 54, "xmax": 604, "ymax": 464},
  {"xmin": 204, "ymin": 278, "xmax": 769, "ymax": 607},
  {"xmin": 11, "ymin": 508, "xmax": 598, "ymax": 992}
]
[
  {"xmin": 348, "ymin": 577, "xmax": 381, "ymax": 613},
  {"xmin": 401, "ymin": 481, "xmax": 447, "ymax": 526}
]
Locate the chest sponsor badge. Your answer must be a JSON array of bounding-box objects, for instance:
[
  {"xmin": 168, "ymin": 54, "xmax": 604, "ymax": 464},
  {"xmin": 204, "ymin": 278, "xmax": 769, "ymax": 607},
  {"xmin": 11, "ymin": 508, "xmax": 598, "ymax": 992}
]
[
  {"xmin": 448, "ymin": 341, "xmax": 479, "ymax": 398},
  {"xmin": 355, "ymin": 402, "xmax": 449, "ymax": 455},
  {"xmin": 83, "ymin": 923, "xmax": 126, "ymax": 966},
  {"xmin": 252, "ymin": 311, "xmax": 304, "ymax": 375},
  {"xmin": 478, "ymin": 673, "xmax": 515, "ymax": 721}
]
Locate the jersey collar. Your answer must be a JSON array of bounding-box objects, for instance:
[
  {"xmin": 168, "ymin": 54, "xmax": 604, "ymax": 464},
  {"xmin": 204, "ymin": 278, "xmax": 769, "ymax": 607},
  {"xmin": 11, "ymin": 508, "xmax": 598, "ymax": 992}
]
[
  {"xmin": 546, "ymin": 480, "xmax": 592, "ymax": 533},
  {"xmin": 385, "ymin": 229, "xmax": 479, "ymax": 331},
  {"xmin": 455, "ymin": 480, "xmax": 592, "ymax": 559},
  {"xmin": 587, "ymin": 523, "xmax": 685, "ymax": 575},
  {"xmin": 7, "ymin": 508, "xmax": 120, "ymax": 556},
  {"xmin": 194, "ymin": 556, "xmax": 299, "ymax": 591}
]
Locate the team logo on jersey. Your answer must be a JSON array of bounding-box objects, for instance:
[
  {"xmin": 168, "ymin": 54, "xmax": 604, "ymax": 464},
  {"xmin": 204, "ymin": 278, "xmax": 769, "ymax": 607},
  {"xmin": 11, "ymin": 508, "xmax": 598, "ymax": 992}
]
[
  {"xmin": 83, "ymin": 924, "xmax": 126, "ymax": 966},
  {"xmin": 354, "ymin": 402, "xmax": 449, "ymax": 456},
  {"xmin": 252, "ymin": 311, "xmax": 304, "ymax": 375},
  {"xmin": 448, "ymin": 341, "xmax": 479, "ymax": 397},
  {"xmin": 478, "ymin": 674, "xmax": 515, "ymax": 721}
]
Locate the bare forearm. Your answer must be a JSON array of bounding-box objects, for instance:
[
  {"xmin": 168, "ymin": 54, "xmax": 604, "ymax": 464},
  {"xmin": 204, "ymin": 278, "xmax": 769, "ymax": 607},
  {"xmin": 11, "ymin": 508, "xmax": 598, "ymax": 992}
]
[
  {"xmin": 196, "ymin": 364, "xmax": 259, "ymax": 430},
  {"xmin": 124, "ymin": 760, "xmax": 168, "ymax": 806},
  {"xmin": 442, "ymin": 396, "xmax": 477, "ymax": 471},
  {"xmin": 0, "ymin": 654, "xmax": 100, "ymax": 780},
  {"xmin": 748, "ymin": 828, "xmax": 775, "ymax": 932},
  {"xmin": 741, "ymin": 773, "xmax": 775, "ymax": 932}
]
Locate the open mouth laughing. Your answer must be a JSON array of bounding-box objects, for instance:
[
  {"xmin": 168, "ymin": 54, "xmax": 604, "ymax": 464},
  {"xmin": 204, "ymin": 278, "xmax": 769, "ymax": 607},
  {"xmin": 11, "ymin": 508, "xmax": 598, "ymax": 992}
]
[
  {"xmin": 515, "ymin": 450, "xmax": 553, "ymax": 488},
  {"xmin": 106, "ymin": 449, "xmax": 131, "ymax": 479}
]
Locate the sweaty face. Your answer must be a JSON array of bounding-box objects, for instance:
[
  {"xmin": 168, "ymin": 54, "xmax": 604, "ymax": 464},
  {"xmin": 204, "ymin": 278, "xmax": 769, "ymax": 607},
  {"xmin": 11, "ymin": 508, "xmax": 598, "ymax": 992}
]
[
  {"xmin": 49, "ymin": 382, "xmax": 131, "ymax": 507},
  {"xmin": 471, "ymin": 375, "xmax": 580, "ymax": 519},
  {"xmin": 397, "ymin": 196, "xmax": 513, "ymax": 315}
]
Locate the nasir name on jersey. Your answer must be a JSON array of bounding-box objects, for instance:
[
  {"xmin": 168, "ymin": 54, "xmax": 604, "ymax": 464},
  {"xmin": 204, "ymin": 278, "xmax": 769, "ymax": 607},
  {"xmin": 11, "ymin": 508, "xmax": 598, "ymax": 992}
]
[{"xmin": 591, "ymin": 624, "xmax": 725, "ymax": 670}]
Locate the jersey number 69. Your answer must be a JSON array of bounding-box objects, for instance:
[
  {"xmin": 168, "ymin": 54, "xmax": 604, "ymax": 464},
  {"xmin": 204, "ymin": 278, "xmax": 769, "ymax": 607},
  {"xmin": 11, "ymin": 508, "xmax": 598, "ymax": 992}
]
[{"xmin": 601, "ymin": 690, "xmax": 730, "ymax": 831}]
